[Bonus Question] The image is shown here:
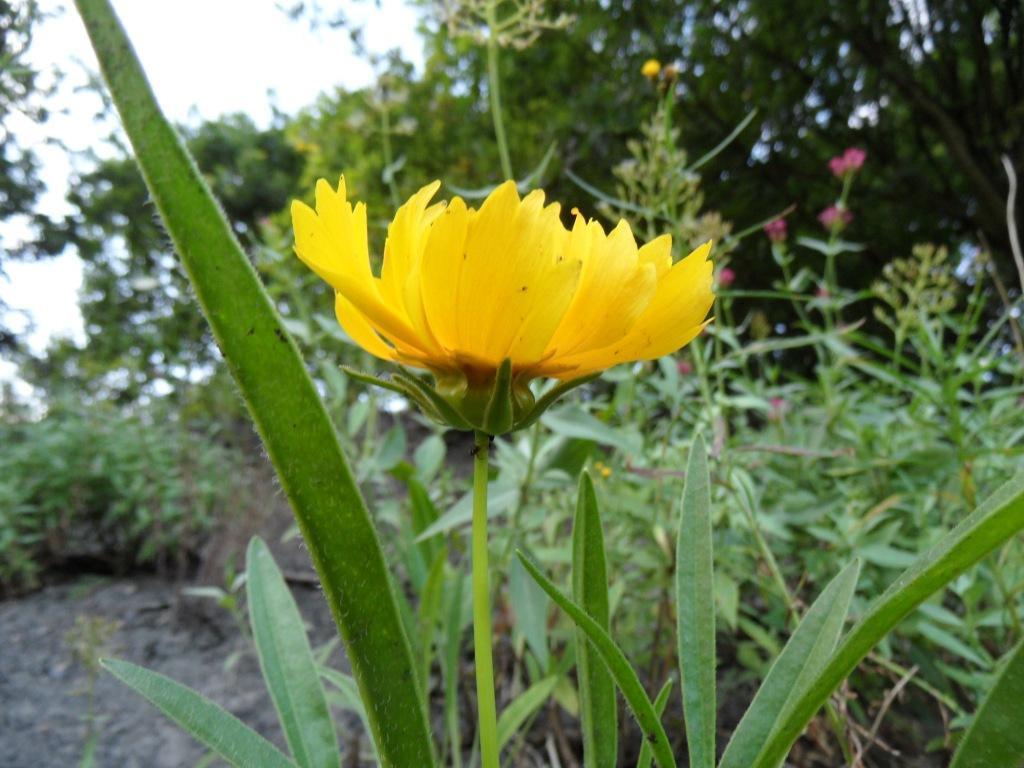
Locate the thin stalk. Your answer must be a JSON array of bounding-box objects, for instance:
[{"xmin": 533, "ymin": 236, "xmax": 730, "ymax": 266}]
[
  {"xmin": 472, "ymin": 431, "xmax": 500, "ymax": 768},
  {"xmin": 379, "ymin": 101, "xmax": 401, "ymax": 208},
  {"xmin": 484, "ymin": 0, "xmax": 513, "ymax": 180}
]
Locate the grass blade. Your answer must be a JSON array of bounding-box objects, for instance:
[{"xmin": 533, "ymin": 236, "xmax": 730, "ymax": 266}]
[
  {"xmin": 102, "ymin": 659, "xmax": 296, "ymax": 768},
  {"xmin": 72, "ymin": 2, "xmax": 435, "ymax": 764},
  {"xmin": 950, "ymin": 638, "xmax": 1024, "ymax": 768},
  {"xmin": 516, "ymin": 552, "xmax": 676, "ymax": 768},
  {"xmin": 719, "ymin": 560, "xmax": 861, "ymax": 768},
  {"xmin": 573, "ymin": 471, "xmax": 618, "ymax": 767},
  {"xmin": 496, "ymin": 675, "xmax": 560, "ymax": 750},
  {"xmin": 753, "ymin": 471, "xmax": 1024, "ymax": 768},
  {"xmin": 676, "ymin": 435, "xmax": 716, "ymax": 768},
  {"xmin": 247, "ymin": 538, "xmax": 340, "ymax": 768},
  {"xmin": 636, "ymin": 679, "xmax": 675, "ymax": 768}
]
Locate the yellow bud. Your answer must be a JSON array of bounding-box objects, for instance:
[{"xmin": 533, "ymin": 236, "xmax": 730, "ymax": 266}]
[{"xmin": 641, "ymin": 59, "xmax": 661, "ymax": 79}]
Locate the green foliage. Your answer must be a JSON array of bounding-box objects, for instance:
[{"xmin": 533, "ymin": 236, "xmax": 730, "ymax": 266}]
[
  {"xmin": 74, "ymin": 0, "xmax": 435, "ymax": 763},
  {"xmin": 0, "ymin": 403, "xmax": 237, "ymax": 591}
]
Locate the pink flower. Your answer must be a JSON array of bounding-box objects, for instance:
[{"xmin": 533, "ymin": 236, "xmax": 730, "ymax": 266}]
[
  {"xmin": 815, "ymin": 285, "xmax": 830, "ymax": 299},
  {"xmin": 677, "ymin": 359, "xmax": 693, "ymax": 376},
  {"xmin": 763, "ymin": 218, "xmax": 788, "ymax": 243},
  {"xmin": 843, "ymin": 147, "xmax": 867, "ymax": 171},
  {"xmin": 718, "ymin": 267, "xmax": 736, "ymax": 288},
  {"xmin": 818, "ymin": 205, "xmax": 852, "ymax": 230},
  {"xmin": 828, "ymin": 147, "xmax": 867, "ymax": 177},
  {"xmin": 768, "ymin": 397, "xmax": 789, "ymax": 421}
]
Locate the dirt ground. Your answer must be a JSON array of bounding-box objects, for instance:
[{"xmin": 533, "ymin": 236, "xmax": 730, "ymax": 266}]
[{"xmin": 0, "ymin": 549, "xmax": 365, "ymax": 768}]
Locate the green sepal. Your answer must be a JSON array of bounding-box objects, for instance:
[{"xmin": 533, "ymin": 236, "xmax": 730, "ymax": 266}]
[
  {"xmin": 343, "ymin": 362, "xmax": 597, "ymax": 436},
  {"xmin": 482, "ymin": 359, "xmax": 514, "ymax": 435},
  {"xmin": 392, "ymin": 370, "xmax": 474, "ymax": 430},
  {"xmin": 340, "ymin": 366, "xmax": 408, "ymax": 397},
  {"xmin": 341, "ymin": 367, "xmax": 445, "ymax": 423},
  {"xmin": 512, "ymin": 374, "xmax": 599, "ymax": 431}
]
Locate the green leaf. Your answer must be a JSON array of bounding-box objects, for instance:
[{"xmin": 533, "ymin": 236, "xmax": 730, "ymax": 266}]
[
  {"xmin": 246, "ymin": 538, "xmax": 339, "ymax": 768},
  {"xmin": 572, "ymin": 472, "xmax": 617, "ymax": 768},
  {"xmin": 950, "ymin": 638, "xmax": 1024, "ymax": 768},
  {"xmin": 636, "ymin": 679, "xmax": 675, "ymax": 768},
  {"xmin": 417, "ymin": 480, "xmax": 520, "ymax": 540},
  {"xmin": 102, "ymin": 659, "xmax": 296, "ymax": 768},
  {"xmin": 496, "ymin": 675, "xmax": 560, "ymax": 750},
  {"xmin": 509, "ymin": 554, "xmax": 551, "ymax": 670},
  {"xmin": 516, "ymin": 552, "xmax": 676, "ymax": 768},
  {"xmin": 319, "ymin": 666, "xmax": 382, "ymax": 765},
  {"xmin": 719, "ymin": 560, "xmax": 861, "ymax": 768},
  {"xmin": 676, "ymin": 435, "xmax": 716, "ymax": 768},
  {"xmin": 73, "ymin": 3, "xmax": 435, "ymax": 764},
  {"xmin": 754, "ymin": 471, "xmax": 1024, "ymax": 768},
  {"xmin": 542, "ymin": 405, "xmax": 643, "ymax": 454}
]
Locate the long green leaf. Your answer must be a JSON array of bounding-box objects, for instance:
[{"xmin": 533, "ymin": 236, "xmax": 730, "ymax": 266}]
[
  {"xmin": 637, "ymin": 680, "xmax": 675, "ymax": 768},
  {"xmin": 102, "ymin": 659, "xmax": 296, "ymax": 768},
  {"xmin": 754, "ymin": 471, "xmax": 1024, "ymax": 768},
  {"xmin": 950, "ymin": 638, "xmax": 1024, "ymax": 768},
  {"xmin": 719, "ymin": 560, "xmax": 860, "ymax": 768},
  {"xmin": 319, "ymin": 666, "xmax": 382, "ymax": 765},
  {"xmin": 73, "ymin": 2, "xmax": 435, "ymax": 764},
  {"xmin": 496, "ymin": 675, "xmax": 560, "ymax": 750},
  {"xmin": 572, "ymin": 472, "xmax": 617, "ymax": 768},
  {"xmin": 247, "ymin": 538, "xmax": 339, "ymax": 768},
  {"xmin": 516, "ymin": 552, "xmax": 676, "ymax": 768},
  {"xmin": 676, "ymin": 435, "xmax": 716, "ymax": 768}
]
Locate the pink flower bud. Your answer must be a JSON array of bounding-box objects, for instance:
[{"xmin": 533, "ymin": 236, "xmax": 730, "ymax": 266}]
[
  {"xmin": 768, "ymin": 397, "xmax": 789, "ymax": 421},
  {"xmin": 818, "ymin": 205, "xmax": 852, "ymax": 230},
  {"xmin": 718, "ymin": 267, "xmax": 736, "ymax": 288},
  {"xmin": 842, "ymin": 147, "xmax": 866, "ymax": 172},
  {"xmin": 763, "ymin": 218, "xmax": 788, "ymax": 243},
  {"xmin": 828, "ymin": 147, "xmax": 867, "ymax": 177},
  {"xmin": 677, "ymin": 359, "xmax": 693, "ymax": 376}
]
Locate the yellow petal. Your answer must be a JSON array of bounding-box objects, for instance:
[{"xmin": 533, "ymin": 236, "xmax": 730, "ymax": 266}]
[
  {"xmin": 546, "ymin": 217, "xmax": 657, "ymax": 356},
  {"xmin": 551, "ymin": 241, "xmax": 714, "ymax": 376},
  {"xmin": 420, "ymin": 196, "xmax": 471, "ymax": 351},
  {"xmin": 334, "ymin": 292, "xmax": 396, "ymax": 361}
]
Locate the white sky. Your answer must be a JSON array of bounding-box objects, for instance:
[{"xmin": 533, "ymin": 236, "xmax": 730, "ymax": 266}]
[{"xmin": 0, "ymin": 0, "xmax": 422, "ymax": 370}]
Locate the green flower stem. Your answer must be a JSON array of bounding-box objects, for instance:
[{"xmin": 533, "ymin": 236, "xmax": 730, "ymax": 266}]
[
  {"xmin": 485, "ymin": 0, "xmax": 514, "ymax": 180},
  {"xmin": 379, "ymin": 100, "xmax": 401, "ymax": 208},
  {"xmin": 472, "ymin": 430, "xmax": 500, "ymax": 768}
]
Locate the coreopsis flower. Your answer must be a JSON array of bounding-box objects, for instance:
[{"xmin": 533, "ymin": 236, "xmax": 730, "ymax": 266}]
[
  {"xmin": 763, "ymin": 218, "xmax": 788, "ymax": 243},
  {"xmin": 641, "ymin": 59, "xmax": 662, "ymax": 79},
  {"xmin": 818, "ymin": 204, "xmax": 853, "ymax": 231},
  {"xmin": 292, "ymin": 179, "xmax": 714, "ymax": 434}
]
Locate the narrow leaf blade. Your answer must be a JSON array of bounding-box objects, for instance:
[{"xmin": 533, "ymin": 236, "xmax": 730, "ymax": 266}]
[
  {"xmin": 517, "ymin": 552, "xmax": 676, "ymax": 768},
  {"xmin": 754, "ymin": 472, "xmax": 1024, "ymax": 768},
  {"xmin": 719, "ymin": 560, "xmax": 861, "ymax": 768},
  {"xmin": 496, "ymin": 675, "xmax": 560, "ymax": 750},
  {"xmin": 637, "ymin": 679, "xmax": 675, "ymax": 768},
  {"xmin": 676, "ymin": 435, "xmax": 716, "ymax": 768},
  {"xmin": 247, "ymin": 538, "xmax": 340, "ymax": 768},
  {"xmin": 573, "ymin": 472, "xmax": 617, "ymax": 767},
  {"xmin": 72, "ymin": 3, "xmax": 435, "ymax": 764},
  {"xmin": 950, "ymin": 638, "xmax": 1024, "ymax": 768},
  {"xmin": 102, "ymin": 659, "xmax": 296, "ymax": 768}
]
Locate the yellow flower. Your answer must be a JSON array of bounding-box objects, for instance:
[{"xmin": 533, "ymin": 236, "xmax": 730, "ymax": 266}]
[
  {"xmin": 641, "ymin": 59, "xmax": 661, "ymax": 79},
  {"xmin": 292, "ymin": 178, "xmax": 713, "ymax": 432}
]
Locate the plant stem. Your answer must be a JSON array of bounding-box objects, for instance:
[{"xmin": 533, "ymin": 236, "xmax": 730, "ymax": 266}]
[
  {"xmin": 485, "ymin": 0, "xmax": 513, "ymax": 180},
  {"xmin": 472, "ymin": 431, "xmax": 500, "ymax": 768},
  {"xmin": 379, "ymin": 100, "xmax": 401, "ymax": 208}
]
